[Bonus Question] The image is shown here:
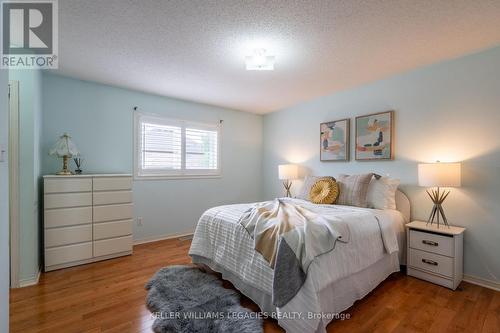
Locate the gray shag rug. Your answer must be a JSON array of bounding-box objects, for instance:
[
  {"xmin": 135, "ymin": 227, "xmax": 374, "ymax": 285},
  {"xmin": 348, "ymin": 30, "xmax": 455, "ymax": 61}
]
[{"xmin": 145, "ymin": 265, "xmax": 263, "ymax": 333}]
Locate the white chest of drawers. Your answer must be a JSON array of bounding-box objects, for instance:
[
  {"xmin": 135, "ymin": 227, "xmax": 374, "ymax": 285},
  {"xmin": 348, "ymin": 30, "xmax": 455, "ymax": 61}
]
[
  {"xmin": 406, "ymin": 221, "xmax": 465, "ymax": 290},
  {"xmin": 43, "ymin": 174, "xmax": 133, "ymax": 271}
]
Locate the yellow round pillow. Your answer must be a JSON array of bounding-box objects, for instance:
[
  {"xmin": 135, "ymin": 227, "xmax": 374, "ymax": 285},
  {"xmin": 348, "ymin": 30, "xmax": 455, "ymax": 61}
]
[{"xmin": 309, "ymin": 178, "xmax": 339, "ymax": 204}]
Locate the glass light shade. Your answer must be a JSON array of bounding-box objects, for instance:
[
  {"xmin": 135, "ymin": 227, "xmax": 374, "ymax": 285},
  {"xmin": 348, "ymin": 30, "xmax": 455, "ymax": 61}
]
[
  {"xmin": 245, "ymin": 48, "xmax": 275, "ymax": 71},
  {"xmin": 49, "ymin": 133, "xmax": 80, "ymax": 157},
  {"xmin": 418, "ymin": 162, "xmax": 461, "ymax": 187},
  {"xmin": 278, "ymin": 164, "xmax": 299, "ymax": 180}
]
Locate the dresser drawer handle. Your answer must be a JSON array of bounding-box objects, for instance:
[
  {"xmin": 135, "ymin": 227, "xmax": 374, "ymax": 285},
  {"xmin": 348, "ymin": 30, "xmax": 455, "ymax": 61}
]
[
  {"xmin": 422, "ymin": 240, "xmax": 438, "ymax": 246},
  {"xmin": 422, "ymin": 258, "xmax": 438, "ymax": 266}
]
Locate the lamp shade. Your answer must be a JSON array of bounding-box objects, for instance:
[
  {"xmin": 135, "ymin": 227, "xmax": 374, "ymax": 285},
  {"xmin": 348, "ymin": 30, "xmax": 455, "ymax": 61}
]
[
  {"xmin": 278, "ymin": 164, "xmax": 299, "ymax": 180},
  {"xmin": 49, "ymin": 133, "xmax": 80, "ymax": 157},
  {"xmin": 418, "ymin": 162, "xmax": 461, "ymax": 187}
]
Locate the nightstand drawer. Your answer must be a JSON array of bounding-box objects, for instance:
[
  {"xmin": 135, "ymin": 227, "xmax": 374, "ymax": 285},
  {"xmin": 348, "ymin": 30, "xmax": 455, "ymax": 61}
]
[
  {"xmin": 409, "ymin": 229, "xmax": 454, "ymax": 257},
  {"xmin": 409, "ymin": 248, "xmax": 453, "ymax": 278}
]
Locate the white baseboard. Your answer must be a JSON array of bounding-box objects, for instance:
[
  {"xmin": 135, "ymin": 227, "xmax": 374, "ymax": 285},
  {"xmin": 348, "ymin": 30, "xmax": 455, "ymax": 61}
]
[
  {"xmin": 133, "ymin": 230, "xmax": 194, "ymax": 245},
  {"xmin": 18, "ymin": 268, "xmax": 41, "ymax": 288},
  {"xmin": 463, "ymin": 274, "xmax": 500, "ymax": 292}
]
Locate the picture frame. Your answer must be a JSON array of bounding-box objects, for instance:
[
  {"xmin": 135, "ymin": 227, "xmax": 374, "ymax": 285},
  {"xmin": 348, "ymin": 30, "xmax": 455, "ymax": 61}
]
[
  {"xmin": 320, "ymin": 118, "xmax": 350, "ymax": 161},
  {"xmin": 355, "ymin": 110, "xmax": 394, "ymax": 160}
]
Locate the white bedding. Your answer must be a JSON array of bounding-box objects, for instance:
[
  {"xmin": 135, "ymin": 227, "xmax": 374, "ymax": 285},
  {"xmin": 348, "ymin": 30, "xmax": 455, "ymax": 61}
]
[{"xmin": 189, "ymin": 198, "xmax": 406, "ymax": 333}]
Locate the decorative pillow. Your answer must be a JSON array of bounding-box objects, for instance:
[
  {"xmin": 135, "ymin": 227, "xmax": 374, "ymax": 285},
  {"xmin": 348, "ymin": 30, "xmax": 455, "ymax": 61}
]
[
  {"xmin": 296, "ymin": 175, "xmax": 335, "ymax": 200},
  {"xmin": 309, "ymin": 178, "xmax": 339, "ymax": 204},
  {"xmin": 336, "ymin": 173, "xmax": 374, "ymax": 207},
  {"xmin": 367, "ymin": 175, "xmax": 400, "ymax": 210}
]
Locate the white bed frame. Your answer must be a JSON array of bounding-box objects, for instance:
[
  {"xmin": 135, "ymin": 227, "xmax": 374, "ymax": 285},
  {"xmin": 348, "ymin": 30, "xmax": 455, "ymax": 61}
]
[{"xmin": 395, "ymin": 189, "xmax": 411, "ymax": 223}]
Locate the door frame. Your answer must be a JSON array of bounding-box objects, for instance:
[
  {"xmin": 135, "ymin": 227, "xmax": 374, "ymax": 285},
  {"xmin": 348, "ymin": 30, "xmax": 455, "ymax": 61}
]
[{"xmin": 9, "ymin": 80, "xmax": 20, "ymax": 288}]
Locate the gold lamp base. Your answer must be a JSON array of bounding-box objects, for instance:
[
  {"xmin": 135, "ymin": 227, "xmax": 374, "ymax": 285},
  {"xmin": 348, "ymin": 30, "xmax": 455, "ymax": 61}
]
[
  {"xmin": 426, "ymin": 187, "xmax": 450, "ymax": 228},
  {"xmin": 56, "ymin": 155, "xmax": 73, "ymax": 176},
  {"xmin": 282, "ymin": 180, "xmax": 292, "ymax": 198}
]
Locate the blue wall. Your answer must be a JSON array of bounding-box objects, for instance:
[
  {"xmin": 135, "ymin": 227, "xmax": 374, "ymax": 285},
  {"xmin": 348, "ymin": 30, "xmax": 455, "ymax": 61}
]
[
  {"xmin": 42, "ymin": 74, "xmax": 263, "ymax": 241},
  {"xmin": 263, "ymin": 46, "xmax": 500, "ymax": 284}
]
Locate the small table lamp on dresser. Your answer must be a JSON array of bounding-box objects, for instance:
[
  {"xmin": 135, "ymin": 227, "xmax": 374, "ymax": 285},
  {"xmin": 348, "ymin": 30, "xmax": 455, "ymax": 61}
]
[{"xmin": 49, "ymin": 133, "xmax": 80, "ymax": 175}]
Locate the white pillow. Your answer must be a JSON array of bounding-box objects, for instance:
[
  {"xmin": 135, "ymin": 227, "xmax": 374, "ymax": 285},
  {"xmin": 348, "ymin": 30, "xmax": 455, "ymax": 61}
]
[{"xmin": 366, "ymin": 175, "xmax": 400, "ymax": 210}]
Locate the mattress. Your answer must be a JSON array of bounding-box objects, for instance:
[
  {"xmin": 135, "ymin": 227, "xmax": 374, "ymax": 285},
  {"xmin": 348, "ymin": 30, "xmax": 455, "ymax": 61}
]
[{"xmin": 189, "ymin": 198, "xmax": 406, "ymax": 333}]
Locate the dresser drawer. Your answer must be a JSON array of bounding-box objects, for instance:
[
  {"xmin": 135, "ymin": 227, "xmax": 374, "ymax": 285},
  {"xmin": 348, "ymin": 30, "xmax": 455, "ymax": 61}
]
[
  {"xmin": 44, "ymin": 192, "xmax": 92, "ymax": 209},
  {"xmin": 409, "ymin": 229, "xmax": 454, "ymax": 257},
  {"xmin": 44, "ymin": 206, "xmax": 92, "ymax": 228},
  {"xmin": 45, "ymin": 242, "xmax": 93, "ymax": 267},
  {"xmin": 45, "ymin": 224, "xmax": 92, "ymax": 248},
  {"xmin": 409, "ymin": 248, "xmax": 453, "ymax": 278},
  {"xmin": 93, "ymin": 177, "xmax": 132, "ymax": 191},
  {"xmin": 44, "ymin": 178, "xmax": 92, "ymax": 193},
  {"xmin": 94, "ymin": 220, "xmax": 132, "ymax": 240},
  {"xmin": 93, "ymin": 191, "xmax": 132, "ymax": 205},
  {"xmin": 94, "ymin": 235, "xmax": 132, "ymax": 257},
  {"xmin": 93, "ymin": 203, "xmax": 133, "ymax": 222}
]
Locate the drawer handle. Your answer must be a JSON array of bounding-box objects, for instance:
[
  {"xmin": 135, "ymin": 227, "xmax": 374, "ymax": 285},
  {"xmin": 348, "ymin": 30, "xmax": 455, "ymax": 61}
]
[
  {"xmin": 422, "ymin": 240, "xmax": 438, "ymax": 246},
  {"xmin": 422, "ymin": 258, "xmax": 438, "ymax": 266}
]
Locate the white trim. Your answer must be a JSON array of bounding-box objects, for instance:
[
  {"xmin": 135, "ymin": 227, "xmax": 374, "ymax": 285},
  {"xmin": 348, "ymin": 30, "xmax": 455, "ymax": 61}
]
[
  {"xmin": 18, "ymin": 268, "xmax": 41, "ymax": 288},
  {"xmin": 133, "ymin": 111, "xmax": 222, "ymax": 180},
  {"xmin": 133, "ymin": 175, "xmax": 222, "ymax": 181},
  {"xmin": 463, "ymin": 274, "xmax": 500, "ymax": 292},
  {"xmin": 133, "ymin": 230, "xmax": 194, "ymax": 245},
  {"xmin": 8, "ymin": 80, "xmax": 20, "ymax": 288}
]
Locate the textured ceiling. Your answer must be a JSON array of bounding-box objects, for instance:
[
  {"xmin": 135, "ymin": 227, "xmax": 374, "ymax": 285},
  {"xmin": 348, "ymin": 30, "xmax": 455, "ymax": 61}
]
[{"xmin": 56, "ymin": 0, "xmax": 500, "ymax": 113}]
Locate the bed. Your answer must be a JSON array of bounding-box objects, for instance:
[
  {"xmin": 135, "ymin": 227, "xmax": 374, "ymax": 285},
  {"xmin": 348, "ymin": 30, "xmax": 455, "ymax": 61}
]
[{"xmin": 189, "ymin": 190, "xmax": 410, "ymax": 333}]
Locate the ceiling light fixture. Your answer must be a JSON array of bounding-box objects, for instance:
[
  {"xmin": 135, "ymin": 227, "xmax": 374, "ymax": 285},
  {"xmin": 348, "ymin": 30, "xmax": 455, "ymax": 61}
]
[{"xmin": 245, "ymin": 48, "xmax": 275, "ymax": 71}]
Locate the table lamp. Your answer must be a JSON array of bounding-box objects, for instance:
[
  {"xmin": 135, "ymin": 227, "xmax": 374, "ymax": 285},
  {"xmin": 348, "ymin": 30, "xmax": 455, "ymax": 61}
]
[
  {"xmin": 49, "ymin": 133, "xmax": 80, "ymax": 175},
  {"xmin": 278, "ymin": 164, "xmax": 299, "ymax": 197},
  {"xmin": 418, "ymin": 162, "xmax": 461, "ymax": 228}
]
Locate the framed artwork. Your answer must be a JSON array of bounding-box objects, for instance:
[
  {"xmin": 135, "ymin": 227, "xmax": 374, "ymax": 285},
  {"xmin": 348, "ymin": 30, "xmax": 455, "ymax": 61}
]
[
  {"xmin": 355, "ymin": 110, "xmax": 394, "ymax": 160},
  {"xmin": 320, "ymin": 118, "xmax": 350, "ymax": 161}
]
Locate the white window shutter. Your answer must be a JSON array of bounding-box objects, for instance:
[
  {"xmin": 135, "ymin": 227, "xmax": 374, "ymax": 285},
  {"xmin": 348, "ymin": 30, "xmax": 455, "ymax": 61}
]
[
  {"xmin": 142, "ymin": 122, "xmax": 182, "ymax": 170},
  {"xmin": 135, "ymin": 113, "xmax": 221, "ymax": 178},
  {"xmin": 185, "ymin": 127, "xmax": 218, "ymax": 170}
]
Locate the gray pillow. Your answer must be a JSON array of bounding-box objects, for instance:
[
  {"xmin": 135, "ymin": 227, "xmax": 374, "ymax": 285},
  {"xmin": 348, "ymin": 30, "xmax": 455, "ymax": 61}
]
[
  {"xmin": 296, "ymin": 175, "xmax": 335, "ymax": 200},
  {"xmin": 336, "ymin": 173, "xmax": 374, "ymax": 207}
]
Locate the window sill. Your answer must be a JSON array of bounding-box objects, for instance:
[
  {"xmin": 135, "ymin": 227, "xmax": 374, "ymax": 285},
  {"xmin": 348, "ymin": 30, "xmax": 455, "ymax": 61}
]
[{"xmin": 134, "ymin": 174, "xmax": 222, "ymax": 181}]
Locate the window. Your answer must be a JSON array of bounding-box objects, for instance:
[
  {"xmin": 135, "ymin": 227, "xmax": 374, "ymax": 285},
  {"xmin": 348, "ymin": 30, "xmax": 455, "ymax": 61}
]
[{"xmin": 135, "ymin": 113, "xmax": 221, "ymax": 178}]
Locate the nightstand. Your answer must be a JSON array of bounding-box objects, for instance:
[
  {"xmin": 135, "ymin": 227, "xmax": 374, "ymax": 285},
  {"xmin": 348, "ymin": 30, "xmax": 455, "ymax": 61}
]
[{"xmin": 406, "ymin": 221, "xmax": 465, "ymax": 290}]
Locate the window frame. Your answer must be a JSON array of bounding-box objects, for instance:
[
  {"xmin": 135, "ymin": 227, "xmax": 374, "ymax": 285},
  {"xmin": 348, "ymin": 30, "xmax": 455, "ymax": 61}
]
[{"xmin": 134, "ymin": 112, "xmax": 222, "ymax": 180}]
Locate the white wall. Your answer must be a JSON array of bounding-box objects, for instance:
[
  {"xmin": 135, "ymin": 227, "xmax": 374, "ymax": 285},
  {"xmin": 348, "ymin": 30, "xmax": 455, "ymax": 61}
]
[
  {"xmin": 0, "ymin": 69, "xmax": 10, "ymax": 332},
  {"xmin": 263, "ymin": 46, "xmax": 500, "ymax": 283},
  {"xmin": 42, "ymin": 74, "xmax": 263, "ymax": 241}
]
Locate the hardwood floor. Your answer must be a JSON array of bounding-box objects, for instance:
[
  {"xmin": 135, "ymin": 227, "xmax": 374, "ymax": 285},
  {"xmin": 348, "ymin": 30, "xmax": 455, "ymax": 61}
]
[{"xmin": 10, "ymin": 238, "xmax": 500, "ymax": 333}]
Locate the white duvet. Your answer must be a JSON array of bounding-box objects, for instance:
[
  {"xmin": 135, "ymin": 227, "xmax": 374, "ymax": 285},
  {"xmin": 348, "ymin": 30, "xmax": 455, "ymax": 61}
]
[{"xmin": 189, "ymin": 198, "xmax": 406, "ymax": 333}]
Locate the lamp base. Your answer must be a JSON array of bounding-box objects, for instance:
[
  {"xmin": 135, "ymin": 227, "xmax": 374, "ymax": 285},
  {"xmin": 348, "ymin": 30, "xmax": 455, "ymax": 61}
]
[
  {"xmin": 426, "ymin": 187, "xmax": 450, "ymax": 228},
  {"xmin": 282, "ymin": 180, "xmax": 292, "ymax": 198},
  {"xmin": 56, "ymin": 155, "xmax": 73, "ymax": 176}
]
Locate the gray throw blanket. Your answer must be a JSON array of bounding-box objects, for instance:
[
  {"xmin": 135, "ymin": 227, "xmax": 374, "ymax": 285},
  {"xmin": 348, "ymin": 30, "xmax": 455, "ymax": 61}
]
[{"xmin": 239, "ymin": 199, "xmax": 349, "ymax": 307}]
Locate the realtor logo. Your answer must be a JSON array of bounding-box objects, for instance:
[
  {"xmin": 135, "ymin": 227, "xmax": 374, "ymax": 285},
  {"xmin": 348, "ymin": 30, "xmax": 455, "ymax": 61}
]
[{"xmin": 1, "ymin": 0, "xmax": 58, "ymax": 68}]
